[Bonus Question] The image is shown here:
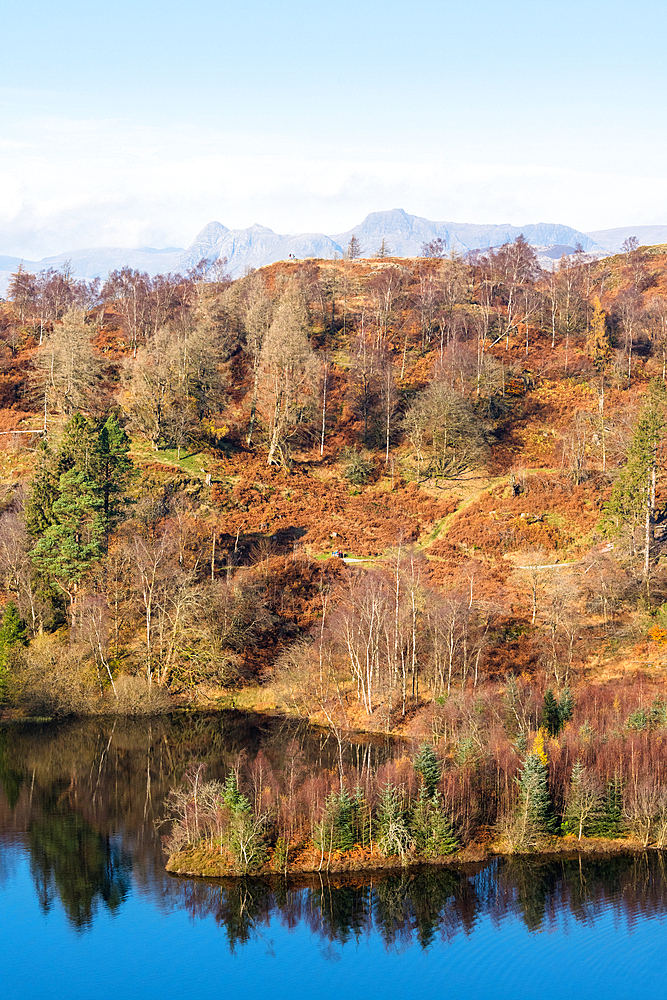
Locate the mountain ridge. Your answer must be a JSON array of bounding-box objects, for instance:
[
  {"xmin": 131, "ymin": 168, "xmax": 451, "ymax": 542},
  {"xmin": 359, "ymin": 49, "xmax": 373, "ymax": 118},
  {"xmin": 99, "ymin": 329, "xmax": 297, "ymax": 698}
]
[{"xmin": 3, "ymin": 211, "xmax": 667, "ymax": 294}]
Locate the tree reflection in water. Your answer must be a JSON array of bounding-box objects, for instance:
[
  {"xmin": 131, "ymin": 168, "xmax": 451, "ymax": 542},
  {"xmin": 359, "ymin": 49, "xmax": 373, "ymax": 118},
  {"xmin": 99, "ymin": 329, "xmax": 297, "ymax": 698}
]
[
  {"xmin": 3, "ymin": 716, "xmax": 667, "ymax": 946},
  {"xmin": 28, "ymin": 814, "xmax": 131, "ymax": 930},
  {"xmin": 167, "ymin": 851, "xmax": 667, "ymax": 953}
]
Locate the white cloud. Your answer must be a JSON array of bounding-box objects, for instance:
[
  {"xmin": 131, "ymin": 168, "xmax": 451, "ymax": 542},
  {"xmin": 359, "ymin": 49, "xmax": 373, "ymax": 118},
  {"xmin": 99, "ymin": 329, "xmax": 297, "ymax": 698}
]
[{"xmin": 2, "ymin": 112, "xmax": 667, "ymax": 258}]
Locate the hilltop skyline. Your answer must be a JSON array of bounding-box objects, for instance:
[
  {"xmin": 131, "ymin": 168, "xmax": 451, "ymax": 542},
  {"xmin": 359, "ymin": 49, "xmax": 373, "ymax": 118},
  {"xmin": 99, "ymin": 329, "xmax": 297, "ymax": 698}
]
[{"xmin": 4, "ymin": 207, "xmax": 666, "ymax": 294}]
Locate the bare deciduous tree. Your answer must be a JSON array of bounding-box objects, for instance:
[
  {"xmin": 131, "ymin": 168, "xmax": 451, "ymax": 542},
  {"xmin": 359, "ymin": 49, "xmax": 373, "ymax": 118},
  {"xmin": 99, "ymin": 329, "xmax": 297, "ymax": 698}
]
[
  {"xmin": 259, "ymin": 282, "xmax": 316, "ymax": 469},
  {"xmin": 33, "ymin": 307, "xmax": 102, "ymax": 421}
]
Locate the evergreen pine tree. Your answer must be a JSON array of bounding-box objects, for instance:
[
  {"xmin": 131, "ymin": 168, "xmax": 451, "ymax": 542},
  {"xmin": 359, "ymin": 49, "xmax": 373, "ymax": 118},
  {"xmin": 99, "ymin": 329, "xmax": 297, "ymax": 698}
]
[
  {"xmin": 375, "ymin": 239, "xmax": 391, "ymax": 259},
  {"xmin": 317, "ymin": 787, "xmax": 356, "ymax": 853},
  {"xmin": 220, "ymin": 771, "xmax": 267, "ymax": 872},
  {"xmin": 0, "ymin": 601, "xmax": 27, "ymax": 703},
  {"xmin": 413, "ymin": 743, "xmax": 442, "ymax": 797},
  {"xmin": 57, "ymin": 412, "xmax": 99, "ymax": 477},
  {"xmin": 24, "ymin": 440, "xmax": 60, "ymax": 538},
  {"xmin": 346, "ymin": 235, "xmax": 363, "ymax": 260},
  {"xmin": 602, "ymin": 379, "xmax": 666, "ymax": 575},
  {"xmin": 222, "ymin": 770, "xmax": 251, "ymax": 813},
  {"xmin": 351, "ymin": 785, "xmax": 371, "ymax": 848},
  {"xmin": 59, "ymin": 412, "xmax": 134, "ymax": 545},
  {"xmin": 590, "ymin": 776, "xmax": 624, "ymax": 837},
  {"xmin": 514, "ymin": 732, "xmax": 554, "ymax": 846},
  {"xmin": 26, "ymin": 413, "xmax": 134, "ymax": 616},
  {"xmin": 0, "ymin": 601, "xmax": 28, "ymax": 650},
  {"xmin": 410, "ymin": 788, "xmax": 458, "ymax": 857},
  {"xmin": 96, "ymin": 414, "xmax": 134, "ymax": 548},
  {"xmin": 649, "ymin": 697, "xmax": 667, "ymax": 728},
  {"xmin": 542, "ymin": 690, "xmax": 562, "ymax": 737},
  {"xmin": 559, "ymin": 687, "xmax": 574, "ymax": 726},
  {"xmin": 30, "ymin": 469, "xmax": 104, "ymax": 621}
]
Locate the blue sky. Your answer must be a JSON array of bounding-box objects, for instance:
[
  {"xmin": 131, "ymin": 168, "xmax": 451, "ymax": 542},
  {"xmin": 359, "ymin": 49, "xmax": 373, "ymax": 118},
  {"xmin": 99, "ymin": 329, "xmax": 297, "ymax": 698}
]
[{"xmin": 1, "ymin": 0, "xmax": 666, "ymax": 256}]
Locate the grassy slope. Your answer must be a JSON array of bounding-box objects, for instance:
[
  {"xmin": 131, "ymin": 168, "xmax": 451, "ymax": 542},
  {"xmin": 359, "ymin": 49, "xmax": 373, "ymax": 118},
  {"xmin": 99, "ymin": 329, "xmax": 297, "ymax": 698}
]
[{"xmin": 4, "ymin": 251, "xmax": 667, "ymax": 723}]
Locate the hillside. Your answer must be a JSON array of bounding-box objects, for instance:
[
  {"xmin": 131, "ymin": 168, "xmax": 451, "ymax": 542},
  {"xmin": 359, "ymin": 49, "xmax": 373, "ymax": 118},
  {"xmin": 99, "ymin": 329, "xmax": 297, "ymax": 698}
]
[{"xmin": 1, "ymin": 239, "xmax": 667, "ymax": 742}]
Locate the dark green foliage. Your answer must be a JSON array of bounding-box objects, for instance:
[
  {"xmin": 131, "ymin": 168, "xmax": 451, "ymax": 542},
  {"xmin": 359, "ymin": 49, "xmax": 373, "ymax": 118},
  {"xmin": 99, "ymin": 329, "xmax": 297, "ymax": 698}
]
[
  {"xmin": 559, "ymin": 687, "xmax": 574, "ymax": 724},
  {"xmin": 222, "ymin": 770, "xmax": 251, "ymax": 813},
  {"xmin": 272, "ymin": 836, "xmax": 289, "ymax": 872},
  {"xmin": 26, "ymin": 413, "xmax": 134, "ymax": 614},
  {"xmin": 626, "ymin": 699, "xmax": 666, "ymax": 732},
  {"xmin": 31, "ymin": 469, "xmax": 104, "ymax": 603},
  {"xmin": 316, "ymin": 786, "xmax": 369, "ymax": 853},
  {"xmin": 541, "ymin": 688, "xmax": 574, "ymax": 737},
  {"xmin": 317, "ymin": 787, "xmax": 355, "ymax": 853},
  {"xmin": 410, "ymin": 789, "xmax": 458, "ymax": 857},
  {"xmin": 0, "ymin": 601, "xmax": 27, "ymax": 703},
  {"xmin": 515, "ymin": 750, "xmax": 554, "ymax": 844},
  {"xmin": 650, "ymin": 698, "xmax": 667, "ymax": 728},
  {"xmin": 24, "ymin": 441, "xmax": 60, "ymax": 539},
  {"xmin": 454, "ymin": 736, "xmax": 478, "ymax": 766},
  {"xmin": 413, "ymin": 743, "xmax": 442, "ymax": 797},
  {"xmin": 57, "ymin": 412, "xmax": 98, "ymax": 477},
  {"xmin": 58, "ymin": 412, "xmax": 134, "ymax": 545},
  {"xmin": 542, "ymin": 690, "xmax": 561, "ymax": 737},
  {"xmin": 342, "ymin": 448, "xmax": 374, "ymax": 487},
  {"xmin": 26, "ymin": 413, "xmax": 134, "ymax": 553},
  {"xmin": 96, "ymin": 414, "xmax": 134, "ymax": 547},
  {"xmin": 220, "ymin": 771, "xmax": 267, "ymax": 872},
  {"xmin": 627, "ymin": 708, "xmax": 649, "ymax": 731},
  {"xmin": 590, "ymin": 777, "xmax": 625, "ymax": 838},
  {"xmin": 0, "ymin": 600, "xmax": 28, "ymax": 649}
]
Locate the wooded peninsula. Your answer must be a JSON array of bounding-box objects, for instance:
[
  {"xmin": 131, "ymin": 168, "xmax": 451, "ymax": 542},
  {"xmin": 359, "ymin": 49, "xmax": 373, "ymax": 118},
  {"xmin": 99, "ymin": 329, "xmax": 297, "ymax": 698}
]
[{"xmin": 2, "ymin": 237, "xmax": 667, "ymax": 868}]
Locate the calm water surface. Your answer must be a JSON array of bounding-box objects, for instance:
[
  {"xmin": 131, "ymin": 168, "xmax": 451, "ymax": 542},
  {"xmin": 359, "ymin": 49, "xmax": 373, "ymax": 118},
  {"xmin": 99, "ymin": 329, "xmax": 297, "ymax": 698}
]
[{"xmin": 1, "ymin": 715, "xmax": 666, "ymax": 1000}]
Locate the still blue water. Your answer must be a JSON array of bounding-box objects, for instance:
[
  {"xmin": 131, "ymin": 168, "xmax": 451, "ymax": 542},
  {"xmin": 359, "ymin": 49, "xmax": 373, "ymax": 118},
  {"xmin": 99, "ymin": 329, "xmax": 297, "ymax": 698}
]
[{"xmin": 2, "ymin": 716, "xmax": 667, "ymax": 1000}]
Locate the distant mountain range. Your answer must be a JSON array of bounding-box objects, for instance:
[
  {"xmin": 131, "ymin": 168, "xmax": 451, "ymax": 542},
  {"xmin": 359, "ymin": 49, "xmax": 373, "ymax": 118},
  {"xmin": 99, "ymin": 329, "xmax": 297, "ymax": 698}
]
[
  {"xmin": 177, "ymin": 210, "xmax": 607, "ymax": 277},
  {"xmin": 3, "ymin": 209, "xmax": 667, "ymax": 295}
]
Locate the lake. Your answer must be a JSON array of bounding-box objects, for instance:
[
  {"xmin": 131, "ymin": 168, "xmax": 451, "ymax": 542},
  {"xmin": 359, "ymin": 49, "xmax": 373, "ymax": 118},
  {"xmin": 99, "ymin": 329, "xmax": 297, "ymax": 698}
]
[{"xmin": 2, "ymin": 715, "xmax": 667, "ymax": 1000}]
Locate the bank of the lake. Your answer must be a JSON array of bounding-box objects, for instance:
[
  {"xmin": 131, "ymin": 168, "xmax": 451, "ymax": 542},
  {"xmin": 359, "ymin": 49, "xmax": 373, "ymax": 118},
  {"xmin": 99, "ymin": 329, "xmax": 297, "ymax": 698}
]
[{"xmin": 165, "ymin": 834, "xmax": 659, "ymax": 879}]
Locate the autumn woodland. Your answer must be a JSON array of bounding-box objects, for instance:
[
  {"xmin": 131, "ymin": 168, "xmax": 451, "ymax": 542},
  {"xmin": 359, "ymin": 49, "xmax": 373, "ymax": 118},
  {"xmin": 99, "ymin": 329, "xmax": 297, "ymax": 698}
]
[{"xmin": 3, "ymin": 236, "xmax": 667, "ymax": 862}]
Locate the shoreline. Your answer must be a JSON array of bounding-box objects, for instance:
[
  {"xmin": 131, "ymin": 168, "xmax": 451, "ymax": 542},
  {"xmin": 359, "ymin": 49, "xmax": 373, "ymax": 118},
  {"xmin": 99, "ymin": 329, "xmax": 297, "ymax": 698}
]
[{"xmin": 165, "ymin": 835, "xmax": 658, "ymax": 880}]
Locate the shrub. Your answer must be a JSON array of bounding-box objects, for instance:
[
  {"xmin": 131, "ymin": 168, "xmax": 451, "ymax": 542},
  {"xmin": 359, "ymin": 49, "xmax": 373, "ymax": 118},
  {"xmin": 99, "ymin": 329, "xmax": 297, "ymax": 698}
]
[
  {"xmin": 106, "ymin": 674, "xmax": 171, "ymax": 715},
  {"xmin": 342, "ymin": 449, "xmax": 375, "ymax": 487},
  {"xmin": 14, "ymin": 636, "xmax": 95, "ymax": 717}
]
